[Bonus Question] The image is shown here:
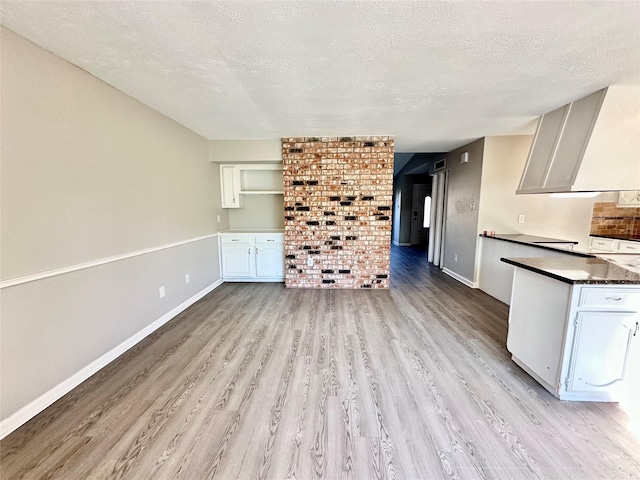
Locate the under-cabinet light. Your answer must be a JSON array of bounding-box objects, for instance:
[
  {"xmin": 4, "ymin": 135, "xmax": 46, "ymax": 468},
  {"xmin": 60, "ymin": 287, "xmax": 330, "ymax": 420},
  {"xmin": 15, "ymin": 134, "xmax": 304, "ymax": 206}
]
[{"xmin": 549, "ymin": 192, "xmax": 601, "ymax": 198}]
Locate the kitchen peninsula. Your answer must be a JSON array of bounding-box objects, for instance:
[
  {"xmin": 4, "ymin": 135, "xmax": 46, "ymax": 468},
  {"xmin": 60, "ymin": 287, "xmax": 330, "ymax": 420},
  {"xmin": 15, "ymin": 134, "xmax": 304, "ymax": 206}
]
[
  {"xmin": 502, "ymin": 255, "xmax": 640, "ymax": 402},
  {"xmin": 478, "ymin": 233, "xmax": 589, "ymax": 304}
]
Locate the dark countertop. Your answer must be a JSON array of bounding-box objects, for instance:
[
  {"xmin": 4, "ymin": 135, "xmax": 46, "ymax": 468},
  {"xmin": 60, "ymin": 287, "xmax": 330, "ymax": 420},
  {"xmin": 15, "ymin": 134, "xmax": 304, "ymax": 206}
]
[
  {"xmin": 590, "ymin": 233, "xmax": 640, "ymax": 242},
  {"xmin": 480, "ymin": 233, "xmax": 593, "ymax": 258},
  {"xmin": 500, "ymin": 256, "xmax": 640, "ymax": 285}
]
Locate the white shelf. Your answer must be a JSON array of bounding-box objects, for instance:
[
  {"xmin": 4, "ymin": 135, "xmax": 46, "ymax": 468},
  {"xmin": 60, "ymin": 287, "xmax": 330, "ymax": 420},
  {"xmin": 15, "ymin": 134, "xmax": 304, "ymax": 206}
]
[{"xmin": 240, "ymin": 191, "xmax": 284, "ymax": 195}]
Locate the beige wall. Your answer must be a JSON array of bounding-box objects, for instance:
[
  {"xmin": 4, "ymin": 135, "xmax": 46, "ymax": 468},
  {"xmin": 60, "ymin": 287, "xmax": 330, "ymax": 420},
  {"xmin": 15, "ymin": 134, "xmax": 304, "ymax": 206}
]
[
  {"xmin": 0, "ymin": 28, "xmax": 223, "ymax": 424},
  {"xmin": 208, "ymin": 139, "xmax": 282, "ymax": 163},
  {"xmin": 442, "ymin": 138, "xmax": 485, "ymax": 283},
  {"xmin": 228, "ymin": 194, "xmax": 284, "ymax": 229},
  {"xmin": 479, "ymin": 136, "xmax": 616, "ymax": 251}
]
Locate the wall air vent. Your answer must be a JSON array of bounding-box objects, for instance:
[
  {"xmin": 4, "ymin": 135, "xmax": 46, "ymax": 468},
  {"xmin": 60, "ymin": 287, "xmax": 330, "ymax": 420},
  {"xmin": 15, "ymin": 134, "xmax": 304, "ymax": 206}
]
[{"xmin": 433, "ymin": 158, "xmax": 446, "ymax": 172}]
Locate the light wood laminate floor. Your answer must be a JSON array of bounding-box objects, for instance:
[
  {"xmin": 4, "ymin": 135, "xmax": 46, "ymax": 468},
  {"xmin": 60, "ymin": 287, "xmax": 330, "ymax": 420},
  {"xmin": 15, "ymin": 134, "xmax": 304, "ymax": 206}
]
[{"xmin": 2, "ymin": 246, "xmax": 639, "ymax": 479}]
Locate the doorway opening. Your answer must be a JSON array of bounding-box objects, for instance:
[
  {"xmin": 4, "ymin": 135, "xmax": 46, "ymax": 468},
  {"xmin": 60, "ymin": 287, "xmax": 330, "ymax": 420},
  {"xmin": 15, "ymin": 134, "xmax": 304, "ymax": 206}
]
[{"xmin": 390, "ymin": 152, "xmax": 448, "ymax": 285}]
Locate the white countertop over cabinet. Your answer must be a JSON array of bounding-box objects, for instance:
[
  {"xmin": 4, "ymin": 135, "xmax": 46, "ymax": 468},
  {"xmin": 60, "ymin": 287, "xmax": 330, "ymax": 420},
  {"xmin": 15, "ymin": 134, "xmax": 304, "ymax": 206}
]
[{"xmin": 219, "ymin": 231, "xmax": 284, "ymax": 282}]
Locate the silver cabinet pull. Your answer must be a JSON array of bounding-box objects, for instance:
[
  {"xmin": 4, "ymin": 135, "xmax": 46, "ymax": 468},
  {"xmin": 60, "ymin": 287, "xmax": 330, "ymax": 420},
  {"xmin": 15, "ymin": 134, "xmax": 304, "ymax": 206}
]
[
  {"xmin": 256, "ymin": 247, "xmax": 259, "ymax": 255},
  {"xmin": 605, "ymin": 297, "xmax": 623, "ymax": 301},
  {"xmin": 248, "ymin": 248, "xmax": 251, "ymax": 254}
]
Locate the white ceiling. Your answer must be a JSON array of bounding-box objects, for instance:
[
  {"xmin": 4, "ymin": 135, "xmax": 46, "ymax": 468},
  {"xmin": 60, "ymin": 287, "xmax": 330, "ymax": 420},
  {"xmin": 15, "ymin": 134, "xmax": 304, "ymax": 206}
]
[{"xmin": 2, "ymin": 1, "xmax": 640, "ymax": 152}]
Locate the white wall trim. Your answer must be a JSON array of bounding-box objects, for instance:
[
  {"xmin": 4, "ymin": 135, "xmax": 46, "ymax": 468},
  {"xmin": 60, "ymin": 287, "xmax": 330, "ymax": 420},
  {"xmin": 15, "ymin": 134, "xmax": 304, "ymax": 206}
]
[
  {"xmin": 0, "ymin": 233, "xmax": 219, "ymax": 289},
  {"xmin": 442, "ymin": 267, "xmax": 478, "ymax": 288},
  {"xmin": 392, "ymin": 241, "xmax": 411, "ymax": 247},
  {"xmin": 0, "ymin": 278, "xmax": 223, "ymax": 440}
]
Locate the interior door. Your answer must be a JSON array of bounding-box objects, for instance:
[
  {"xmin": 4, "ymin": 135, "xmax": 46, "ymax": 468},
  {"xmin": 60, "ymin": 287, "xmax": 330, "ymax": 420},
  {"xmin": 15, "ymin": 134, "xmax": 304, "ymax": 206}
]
[{"xmin": 411, "ymin": 183, "xmax": 430, "ymax": 246}]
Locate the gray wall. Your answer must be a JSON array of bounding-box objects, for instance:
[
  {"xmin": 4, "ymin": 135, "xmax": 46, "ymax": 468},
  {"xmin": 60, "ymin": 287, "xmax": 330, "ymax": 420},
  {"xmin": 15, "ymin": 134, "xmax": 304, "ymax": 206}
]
[
  {"xmin": 442, "ymin": 138, "xmax": 485, "ymax": 283},
  {"xmin": 1, "ymin": 28, "xmax": 223, "ymax": 423}
]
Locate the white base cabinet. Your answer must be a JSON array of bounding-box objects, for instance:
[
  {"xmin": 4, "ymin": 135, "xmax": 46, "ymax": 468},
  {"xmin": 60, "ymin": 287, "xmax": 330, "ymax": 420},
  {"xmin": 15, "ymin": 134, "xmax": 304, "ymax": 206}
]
[
  {"xmin": 507, "ymin": 268, "xmax": 639, "ymax": 402},
  {"xmin": 219, "ymin": 232, "xmax": 284, "ymax": 281},
  {"xmin": 589, "ymin": 236, "xmax": 640, "ymax": 254}
]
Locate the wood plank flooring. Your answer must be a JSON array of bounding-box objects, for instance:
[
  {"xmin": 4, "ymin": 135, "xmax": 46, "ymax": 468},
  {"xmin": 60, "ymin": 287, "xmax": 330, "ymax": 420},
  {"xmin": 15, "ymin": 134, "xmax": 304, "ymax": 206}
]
[{"xmin": 2, "ymin": 246, "xmax": 639, "ymax": 479}]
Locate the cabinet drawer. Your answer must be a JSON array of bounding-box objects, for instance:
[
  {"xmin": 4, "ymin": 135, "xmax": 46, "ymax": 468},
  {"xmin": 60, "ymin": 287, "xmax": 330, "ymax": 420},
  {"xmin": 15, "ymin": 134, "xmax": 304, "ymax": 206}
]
[
  {"xmin": 220, "ymin": 234, "xmax": 252, "ymax": 244},
  {"xmin": 578, "ymin": 288, "xmax": 640, "ymax": 310},
  {"xmin": 589, "ymin": 237, "xmax": 617, "ymax": 252},
  {"xmin": 618, "ymin": 241, "xmax": 640, "ymax": 253},
  {"xmin": 255, "ymin": 234, "xmax": 284, "ymax": 245}
]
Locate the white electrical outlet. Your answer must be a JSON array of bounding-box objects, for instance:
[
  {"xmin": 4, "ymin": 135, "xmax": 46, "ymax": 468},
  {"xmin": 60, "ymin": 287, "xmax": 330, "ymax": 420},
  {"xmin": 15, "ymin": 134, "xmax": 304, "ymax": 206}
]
[
  {"xmin": 217, "ymin": 214, "xmax": 221, "ymax": 222},
  {"xmin": 185, "ymin": 274, "xmax": 190, "ymax": 284},
  {"xmin": 518, "ymin": 214, "xmax": 525, "ymax": 223},
  {"xmin": 454, "ymin": 254, "xmax": 458, "ymax": 262},
  {"xmin": 470, "ymin": 201, "xmax": 476, "ymax": 211},
  {"xmin": 159, "ymin": 286, "xmax": 165, "ymax": 298}
]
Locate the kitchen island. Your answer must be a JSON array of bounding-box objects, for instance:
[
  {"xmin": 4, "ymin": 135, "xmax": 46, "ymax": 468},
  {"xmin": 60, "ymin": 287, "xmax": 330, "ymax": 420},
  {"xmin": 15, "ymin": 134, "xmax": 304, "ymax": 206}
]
[{"xmin": 502, "ymin": 255, "xmax": 640, "ymax": 402}]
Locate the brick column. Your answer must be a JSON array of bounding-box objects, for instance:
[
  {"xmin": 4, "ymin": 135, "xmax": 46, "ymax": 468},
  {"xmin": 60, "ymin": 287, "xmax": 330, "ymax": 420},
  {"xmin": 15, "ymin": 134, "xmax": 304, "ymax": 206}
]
[{"xmin": 282, "ymin": 136, "xmax": 394, "ymax": 288}]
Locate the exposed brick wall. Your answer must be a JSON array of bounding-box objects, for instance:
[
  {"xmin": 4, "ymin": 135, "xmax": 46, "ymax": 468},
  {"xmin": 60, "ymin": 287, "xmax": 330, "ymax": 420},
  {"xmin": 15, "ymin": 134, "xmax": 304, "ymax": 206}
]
[
  {"xmin": 591, "ymin": 202, "xmax": 640, "ymax": 239},
  {"xmin": 282, "ymin": 136, "xmax": 394, "ymax": 288}
]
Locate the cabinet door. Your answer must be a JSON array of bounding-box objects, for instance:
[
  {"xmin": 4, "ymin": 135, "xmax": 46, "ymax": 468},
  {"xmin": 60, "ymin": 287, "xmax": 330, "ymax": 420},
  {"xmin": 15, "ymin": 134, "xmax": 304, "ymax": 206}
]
[
  {"xmin": 617, "ymin": 190, "xmax": 640, "ymax": 207},
  {"xmin": 518, "ymin": 105, "xmax": 569, "ymax": 192},
  {"xmin": 221, "ymin": 245, "xmax": 253, "ymax": 277},
  {"xmin": 255, "ymin": 245, "xmax": 284, "ymax": 278},
  {"xmin": 568, "ymin": 312, "xmax": 637, "ymax": 393},
  {"xmin": 221, "ymin": 165, "xmax": 240, "ymax": 208}
]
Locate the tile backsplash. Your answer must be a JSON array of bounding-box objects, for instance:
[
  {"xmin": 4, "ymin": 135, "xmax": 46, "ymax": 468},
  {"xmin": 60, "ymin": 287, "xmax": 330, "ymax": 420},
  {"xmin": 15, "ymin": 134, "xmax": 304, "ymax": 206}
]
[{"xmin": 590, "ymin": 202, "xmax": 640, "ymax": 239}]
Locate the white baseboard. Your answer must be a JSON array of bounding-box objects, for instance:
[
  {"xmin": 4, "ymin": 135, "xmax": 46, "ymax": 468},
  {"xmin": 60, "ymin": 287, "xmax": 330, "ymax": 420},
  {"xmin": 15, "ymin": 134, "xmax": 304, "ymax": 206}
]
[
  {"xmin": 0, "ymin": 278, "xmax": 223, "ymax": 440},
  {"xmin": 442, "ymin": 268, "xmax": 478, "ymax": 288},
  {"xmin": 223, "ymin": 277, "xmax": 284, "ymax": 282},
  {"xmin": 392, "ymin": 241, "xmax": 411, "ymax": 246}
]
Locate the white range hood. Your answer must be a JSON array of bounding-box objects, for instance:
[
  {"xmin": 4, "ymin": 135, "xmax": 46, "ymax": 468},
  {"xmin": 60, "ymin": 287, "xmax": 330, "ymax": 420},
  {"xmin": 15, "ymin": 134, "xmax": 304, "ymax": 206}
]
[{"xmin": 517, "ymin": 85, "xmax": 640, "ymax": 194}]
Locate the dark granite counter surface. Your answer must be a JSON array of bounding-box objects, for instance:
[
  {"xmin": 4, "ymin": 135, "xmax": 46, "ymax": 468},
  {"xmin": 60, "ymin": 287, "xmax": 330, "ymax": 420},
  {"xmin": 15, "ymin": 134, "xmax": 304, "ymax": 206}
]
[
  {"xmin": 480, "ymin": 234, "xmax": 593, "ymax": 258},
  {"xmin": 590, "ymin": 233, "xmax": 640, "ymax": 242},
  {"xmin": 500, "ymin": 255, "xmax": 640, "ymax": 285}
]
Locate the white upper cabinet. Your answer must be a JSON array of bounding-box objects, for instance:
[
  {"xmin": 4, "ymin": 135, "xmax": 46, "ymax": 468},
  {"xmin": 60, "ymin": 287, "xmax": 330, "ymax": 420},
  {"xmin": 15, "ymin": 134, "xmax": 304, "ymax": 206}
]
[
  {"xmin": 517, "ymin": 86, "xmax": 640, "ymax": 194},
  {"xmin": 221, "ymin": 165, "xmax": 241, "ymax": 208},
  {"xmin": 220, "ymin": 164, "xmax": 283, "ymax": 209}
]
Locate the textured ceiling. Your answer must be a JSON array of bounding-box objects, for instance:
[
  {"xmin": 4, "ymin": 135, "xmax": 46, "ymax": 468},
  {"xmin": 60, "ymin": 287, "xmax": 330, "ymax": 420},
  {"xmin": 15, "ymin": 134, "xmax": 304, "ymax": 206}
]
[{"xmin": 2, "ymin": 1, "xmax": 640, "ymax": 152}]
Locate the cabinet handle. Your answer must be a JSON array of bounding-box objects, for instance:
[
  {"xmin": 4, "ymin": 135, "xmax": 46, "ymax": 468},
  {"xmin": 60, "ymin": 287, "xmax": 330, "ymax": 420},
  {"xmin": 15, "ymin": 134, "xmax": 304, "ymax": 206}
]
[
  {"xmin": 605, "ymin": 297, "xmax": 623, "ymax": 301},
  {"xmin": 232, "ymin": 239, "xmax": 239, "ymax": 242},
  {"xmin": 233, "ymin": 196, "xmax": 236, "ymax": 204},
  {"xmin": 634, "ymin": 322, "xmax": 639, "ymax": 337},
  {"xmin": 256, "ymin": 247, "xmax": 259, "ymax": 255},
  {"xmin": 248, "ymin": 248, "xmax": 251, "ymax": 254},
  {"xmin": 267, "ymin": 239, "xmax": 274, "ymax": 242}
]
